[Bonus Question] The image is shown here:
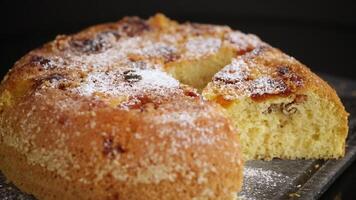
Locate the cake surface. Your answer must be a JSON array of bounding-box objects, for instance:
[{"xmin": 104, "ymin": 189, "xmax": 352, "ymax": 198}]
[{"xmin": 0, "ymin": 14, "xmax": 348, "ymax": 199}]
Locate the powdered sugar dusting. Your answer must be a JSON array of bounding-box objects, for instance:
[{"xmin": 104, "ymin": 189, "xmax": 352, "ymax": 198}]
[
  {"xmin": 239, "ymin": 167, "xmax": 292, "ymax": 200},
  {"xmin": 65, "ymin": 36, "xmax": 143, "ymax": 69},
  {"xmin": 214, "ymin": 58, "xmax": 251, "ymax": 82},
  {"xmin": 152, "ymin": 106, "xmax": 228, "ymax": 146},
  {"xmin": 60, "ymin": 33, "xmax": 180, "ymax": 70},
  {"xmin": 73, "ymin": 68, "xmax": 180, "ymax": 99},
  {"xmin": 184, "ymin": 37, "xmax": 221, "ymax": 58},
  {"xmin": 130, "ymin": 41, "xmax": 178, "ymax": 59},
  {"xmin": 156, "ymin": 111, "xmax": 197, "ymax": 128},
  {"xmin": 249, "ymin": 76, "xmax": 287, "ymax": 96},
  {"xmin": 210, "ymin": 49, "xmax": 303, "ymax": 100},
  {"xmin": 226, "ymin": 31, "xmax": 261, "ymax": 53}
]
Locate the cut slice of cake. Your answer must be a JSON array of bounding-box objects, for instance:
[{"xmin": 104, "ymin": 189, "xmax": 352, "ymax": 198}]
[{"xmin": 203, "ymin": 45, "xmax": 349, "ymax": 160}]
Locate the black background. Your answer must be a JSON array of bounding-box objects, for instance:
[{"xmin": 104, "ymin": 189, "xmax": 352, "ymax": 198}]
[
  {"xmin": 1, "ymin": 0, "xmax": 356, "ymax": 79},
  {"xmin": 1, "ymin": 0, "xmax": 356, "ymax": 199}
]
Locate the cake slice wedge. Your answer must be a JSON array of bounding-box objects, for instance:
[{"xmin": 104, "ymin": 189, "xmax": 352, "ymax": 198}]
[{"xmin": 203, "ymin": 45, "xmax": 349, "ymax": 160}]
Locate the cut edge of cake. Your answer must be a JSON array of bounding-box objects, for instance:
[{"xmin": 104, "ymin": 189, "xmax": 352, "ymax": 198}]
[{"xmin": 201, "ymin": 46, "xmax": 349, "ymax": 160}]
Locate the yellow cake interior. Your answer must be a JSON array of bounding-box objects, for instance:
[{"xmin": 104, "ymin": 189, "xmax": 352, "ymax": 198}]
[
  {"xmin": 165, "ymin": 46, "xmax": 234, "ymax": 91},
  {"xmin": 203, "ymin": 92, "xmax": 347, "ymax": 160}
]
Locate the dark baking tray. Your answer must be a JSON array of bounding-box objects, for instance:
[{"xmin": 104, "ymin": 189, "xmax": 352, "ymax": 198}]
[{"xmin": 1, "ymin": 74, "xmax": 356, "ymax": 200}]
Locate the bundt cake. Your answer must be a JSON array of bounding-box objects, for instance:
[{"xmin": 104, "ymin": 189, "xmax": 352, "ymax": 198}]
[{"xmin": 0, "ymin": 13, "xmax": 348, "ymax": 200}]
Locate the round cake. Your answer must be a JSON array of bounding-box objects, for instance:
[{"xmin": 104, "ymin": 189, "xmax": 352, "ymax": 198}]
[{"xmin": 0, "ymin": 14, "xmax": 348, "ymax": 200}]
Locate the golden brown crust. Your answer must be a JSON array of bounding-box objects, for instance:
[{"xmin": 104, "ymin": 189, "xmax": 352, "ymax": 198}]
[
  {"xmin": 205, "ymin": 45, "xmax": 349, "ymax": 108},
  {"xmin": 206, "ymin": 46, "xmax": 306, "ymax": 100},
  {"xmin": 0, "ymin": 90, "xmax": 242, "ymax": 199}
]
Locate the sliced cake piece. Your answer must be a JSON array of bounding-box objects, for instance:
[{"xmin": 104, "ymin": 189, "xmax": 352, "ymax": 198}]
[{"xmin": 203, "ymin": 45, "xmax": 349, "ymax": 160}]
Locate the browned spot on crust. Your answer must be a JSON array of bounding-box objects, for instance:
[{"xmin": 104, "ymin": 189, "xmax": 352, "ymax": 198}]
[
  {"xmin": 215, "ymin": 95, "xmax": 233, "ymax": 108},
  {"xmin": 122, "ymin": 95, "xmax": 157, "ymax": 110},
  {"xmin": 251, "ymin": 66, "xmax": 303, "ymax": 102},
  {"xmin": 34, "ymin": 73, "xmax": 65, "ymax": 89},
  {"xmin": 184, "ymin": 90, "xmax": 199, "ymax": 98},
  {"xmin": 162, "ymin": 48, "xmax": 181, "ymax": 63},
  {"xmin": 112, "ymin": 193, "xmax": 120, "ymax": 200},
  {"xmin": 250, "ymin": 91, "xmax": 291, "ymax": 102},
  {"xmin": 58, "ymin": 115, "xmax": 67, "ymax": 125},
  {"xmin": 250, "ymin": 45, "xmax": 270, "ymax": 57},
  {"xmin": 52, "ymin": 35, "xmax": 70, "ymax": 51},
  {"xmin": 213, "ymin": 77, "xmax": 239, "ymax": 85},
  {"xmin": 119, "ymin": 17, "xmax": 150, "ymax": 37},
  {"xmin": 188, "ymin": 23, "xmax": 217, "ymax": 36},
  {"xmin": 70, "ymin": 35, "xmax": 112, "ymax": 54},
  {"xmin": 276, "ymin": 66, "xmax": 303, "ymax": 88},
  {"xmin": 276, "ymin": 66, "xmax": 290, "ymax": 76},
  {"xmin": 103, "ymin": 137, "xmax": 126, "ymax": 158},
  {"xmin": 123, "ymin": 70, "xmax": 142, "ymax": 83},
  {"xmin": 213, "ymin": 73, "xmax": 253, "ymax": 84},
  {"xmin": 30, "ymin": 55, "xmax": 52, "ymax": 68},
  {"xmin": 32, "ymin": 73, "xmax": 78, "ymax": 92}
]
